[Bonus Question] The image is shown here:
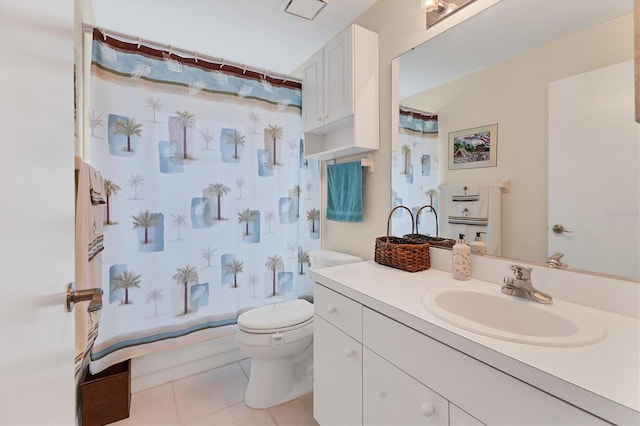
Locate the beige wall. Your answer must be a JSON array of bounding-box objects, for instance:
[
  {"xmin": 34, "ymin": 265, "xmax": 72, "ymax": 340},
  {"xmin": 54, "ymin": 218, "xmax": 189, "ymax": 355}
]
[
  {"xmin": 321, "ymin": 1, "xmax": 633, "ymax": 262},
  {"xmin": 321, "ymin": 0, "xmax": 496, "ymax": 260}
]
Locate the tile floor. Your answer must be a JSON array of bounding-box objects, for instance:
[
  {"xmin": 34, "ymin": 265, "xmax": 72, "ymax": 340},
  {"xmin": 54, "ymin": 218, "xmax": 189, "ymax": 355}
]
[{"xmin": 112, "ymin": 359, "xmax": 318, "ymax": 426}]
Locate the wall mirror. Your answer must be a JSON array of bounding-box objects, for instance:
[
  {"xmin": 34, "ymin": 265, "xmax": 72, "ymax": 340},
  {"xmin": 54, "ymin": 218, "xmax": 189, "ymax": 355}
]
[{"xmin": 392, "ymin": 0, "xmax": 639, "ymax": 281}]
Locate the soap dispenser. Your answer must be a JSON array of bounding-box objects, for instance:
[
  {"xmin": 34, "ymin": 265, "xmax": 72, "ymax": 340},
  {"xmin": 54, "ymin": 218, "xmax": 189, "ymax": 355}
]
[
  {"xmin": 470, "ymin": 232, "xmax": 487, "ymax": 255},
  {"xmin": 452, "ymin": 234, "xmax": 470, "ymax": 281}
]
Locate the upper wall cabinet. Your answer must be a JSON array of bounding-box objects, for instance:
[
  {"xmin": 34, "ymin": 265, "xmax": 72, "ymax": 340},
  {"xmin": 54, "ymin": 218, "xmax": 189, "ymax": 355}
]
[{"xmin": 302, "ymin": 25, "xmax": 379, "ymax": 160}]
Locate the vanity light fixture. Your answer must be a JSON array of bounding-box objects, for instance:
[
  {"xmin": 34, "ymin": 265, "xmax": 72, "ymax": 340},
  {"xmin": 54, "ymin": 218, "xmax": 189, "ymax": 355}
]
[
  {"xmin": 421, "ymin": 0, "xmax": 448, "ymax": 13},
  {"xmin": 284, "ymin": 0, "xmax": 327, "ymax": 21},
  {"xmin": 422, "ymin": 0, "xmax": 476, "ymax": 28}
]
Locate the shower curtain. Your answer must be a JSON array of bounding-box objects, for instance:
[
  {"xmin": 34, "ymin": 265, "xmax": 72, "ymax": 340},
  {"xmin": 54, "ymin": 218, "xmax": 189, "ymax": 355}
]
[
  {"xmin": 392, "ymin": 108, "xmax": 440, "ymax": 237},
  {"xmin": 88, "ymin": 29, "xmax": 320, "ymax": 373}
]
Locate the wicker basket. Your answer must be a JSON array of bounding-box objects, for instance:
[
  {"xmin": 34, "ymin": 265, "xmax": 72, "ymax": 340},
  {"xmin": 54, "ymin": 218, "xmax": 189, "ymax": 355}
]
[
  {"xmin": 403, "ymin": 205, "xmax": 456, "ymax": 249},
  {"xmin": 375, "ymin": 205, "xmax": 430, "ymax": 272}
]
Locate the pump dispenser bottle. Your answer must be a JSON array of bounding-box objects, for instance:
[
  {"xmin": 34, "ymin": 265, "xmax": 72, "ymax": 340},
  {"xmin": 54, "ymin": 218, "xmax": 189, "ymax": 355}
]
[
  {"xmin": 470, "ymin": 232, "xmax": 487, "ymax": 255},
  {"xmin": 452, "ymin": 234, "xmax": 470, "ymax": 280}
]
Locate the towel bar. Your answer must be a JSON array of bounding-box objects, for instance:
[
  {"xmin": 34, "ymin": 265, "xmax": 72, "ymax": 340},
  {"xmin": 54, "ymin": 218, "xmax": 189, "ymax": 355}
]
[{"xmin": 325, "ymin": 154, "xmax": 374, "ymax": 173}]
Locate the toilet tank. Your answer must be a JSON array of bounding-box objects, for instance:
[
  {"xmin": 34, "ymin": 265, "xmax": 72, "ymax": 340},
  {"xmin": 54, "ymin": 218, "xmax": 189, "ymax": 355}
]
[{"xmin": 309, "ymin": 250, "xmax": 363, "ymax": 270}]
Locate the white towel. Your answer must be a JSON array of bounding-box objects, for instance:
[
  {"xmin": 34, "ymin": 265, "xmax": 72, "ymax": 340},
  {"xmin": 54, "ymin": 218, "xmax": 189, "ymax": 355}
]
[
  {"xmin": 439, "ymin": 183, "xmax": 502, "ymax": 255},
  {"xmin": 74, "ymin": 157, "xmax": 105, "ymax": 378},
  {"xmin": 89, "ymin": 167, "xmax": 106, "ymax": 205}
]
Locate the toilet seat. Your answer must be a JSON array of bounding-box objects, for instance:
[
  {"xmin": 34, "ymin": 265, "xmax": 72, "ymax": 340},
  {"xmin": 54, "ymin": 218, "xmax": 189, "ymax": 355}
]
[
  {"xmin": 238, "ymin": 317, "xmax": 313, "ymax": 334},
  {"xmin": 237, "ymin": 299, "xmax": 313, "ymax": 334}
]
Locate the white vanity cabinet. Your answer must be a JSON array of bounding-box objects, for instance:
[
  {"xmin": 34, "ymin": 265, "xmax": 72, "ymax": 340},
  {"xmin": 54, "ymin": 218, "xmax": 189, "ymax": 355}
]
[
  {"xmin": 302, "ymin": 24, "xmax": 379, "ymax": 160},
  {"xmin": 313, "ymin": 282, "xmax": 608, "ymax": 426},
  {"xmin": 313, "ymin": 284, "xmax": 363, "ymax": 426},
  {"xmin": 362, "ymin": 308, "xmax": 606, "ymax": 426}
]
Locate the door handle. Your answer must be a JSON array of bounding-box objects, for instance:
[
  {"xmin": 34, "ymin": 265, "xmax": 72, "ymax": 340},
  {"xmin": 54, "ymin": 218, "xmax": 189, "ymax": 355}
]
[
  {"xmin": 66, "ymin": 282, "xmax": 103, "ymax": 312},
  {"xmin": 552, "ymin": 224, "xmax": 573, "ymax": 234}
]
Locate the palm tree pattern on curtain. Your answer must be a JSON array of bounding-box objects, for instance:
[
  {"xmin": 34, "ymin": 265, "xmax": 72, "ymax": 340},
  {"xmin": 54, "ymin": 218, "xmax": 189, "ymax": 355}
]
[
  {"xmin": 112, "ymin": 269, "xmax": 141, "ymax": 305},
  {"xmin": 89, "ymin": 30, "xmax": 319, "ymax": 370},
  {"xmin": 175, "ymin": 110, "xmax": 196, "ymax": 160},
  {"xmin": 173, "ymin": 265, "xmax": 198, "ymax": 315},
  {"xmin": 113, "ymin": 117, "xmax": 143, "ymax": 153},
  {"xmin": 104, "ymin": 179, "xmax": 121, "ymax": 225}
]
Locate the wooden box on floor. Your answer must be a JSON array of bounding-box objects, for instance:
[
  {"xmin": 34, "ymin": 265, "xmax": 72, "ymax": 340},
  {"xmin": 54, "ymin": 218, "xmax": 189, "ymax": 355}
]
[{"xmin": 80, "ymin": 359, "xmax": 131, "ymax": 425}]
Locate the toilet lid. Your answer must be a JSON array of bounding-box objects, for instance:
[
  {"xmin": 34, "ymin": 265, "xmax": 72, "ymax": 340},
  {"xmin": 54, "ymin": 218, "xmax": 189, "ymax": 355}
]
[{"xmin": 237, "ymin": 299, "xmax": 313, "ymax": 332}]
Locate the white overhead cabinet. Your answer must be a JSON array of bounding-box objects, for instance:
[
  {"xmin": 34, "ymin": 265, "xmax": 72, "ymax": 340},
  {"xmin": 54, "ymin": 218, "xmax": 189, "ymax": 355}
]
[{"xmin": 302, "ymin": 24, "xmax": 379, "ymax": 160}]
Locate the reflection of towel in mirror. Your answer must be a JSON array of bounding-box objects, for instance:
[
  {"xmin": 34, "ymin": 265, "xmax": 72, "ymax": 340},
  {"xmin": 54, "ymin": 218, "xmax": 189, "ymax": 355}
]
[
  {"xmin": 439, "ymin": 183, "xmax": 501, "ymax": 255},
  {"xmin": 326, "ymin": 161, "xmax": 363, "ymax": 222}
]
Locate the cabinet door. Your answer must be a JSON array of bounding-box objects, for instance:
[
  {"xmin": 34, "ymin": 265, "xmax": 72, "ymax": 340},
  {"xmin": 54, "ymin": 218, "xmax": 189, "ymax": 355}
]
[
  {"xmin": 323, "ymin": 27, "xmax": 353, "ymax": 125},
  {"xmin": 313, "ymin": 315, "xmax": 362, "ymax": 426},
  {"xmin": 363, "ymin": 348, "xmax": 448, "ymax": 426},
  {"xmin": 302, "ymin": 49, "xmax": 324, "ymax": 132},
  {"xmin": 450, "ymin": 404, "xmax": 485, "ymax": 426},
  {"xmin": 314, "ymin": 283, "xmax": 362, "ymax": 341}
]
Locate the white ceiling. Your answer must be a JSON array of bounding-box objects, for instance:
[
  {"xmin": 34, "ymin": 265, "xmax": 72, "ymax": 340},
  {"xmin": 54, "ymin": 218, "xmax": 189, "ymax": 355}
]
[
  {"xmin": 399, "ymin": 0, "xmax": 634, "ymax": 100},
  {"xmin": 90, "ymin": 0, "xmax": 378, "ymax": 77}
]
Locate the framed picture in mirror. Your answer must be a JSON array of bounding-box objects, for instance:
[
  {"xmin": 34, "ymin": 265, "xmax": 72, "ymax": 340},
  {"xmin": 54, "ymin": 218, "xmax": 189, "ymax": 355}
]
[{"xmin": 448, "ymin": 123, "xmax": 497, "ymax": 170}]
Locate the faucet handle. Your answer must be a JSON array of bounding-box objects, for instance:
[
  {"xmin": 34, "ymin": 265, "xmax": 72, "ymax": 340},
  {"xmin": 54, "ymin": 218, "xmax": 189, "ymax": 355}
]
[
  {"xmin": 546, "ymin": 252, "xmax": 567, "ymax": 268},
  {"xmin": 509, "ymin": 264, "xmax": 531, "ymax": 280}
]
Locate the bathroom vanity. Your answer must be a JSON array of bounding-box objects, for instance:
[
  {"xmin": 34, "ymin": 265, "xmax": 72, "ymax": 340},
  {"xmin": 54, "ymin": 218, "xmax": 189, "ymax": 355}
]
[{"xmin": 311, "ymin": 261, "xmax": 639, "ymax": 425}]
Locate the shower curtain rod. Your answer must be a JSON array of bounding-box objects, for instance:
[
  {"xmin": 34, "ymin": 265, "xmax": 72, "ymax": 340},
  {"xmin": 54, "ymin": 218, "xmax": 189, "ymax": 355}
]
[
  {"xmin": 399, "ymin": 105, "xmax": 437, "ymax": 118},
  {"xmin": 82, "ymin": 23, "xmax": 301, "ymax": 84}
]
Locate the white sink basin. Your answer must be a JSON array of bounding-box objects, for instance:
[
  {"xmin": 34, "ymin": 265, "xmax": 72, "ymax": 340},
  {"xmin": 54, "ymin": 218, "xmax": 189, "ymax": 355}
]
[{"xmin": 421, "ymin": 285, "xmax": 607, "ymax": 347}]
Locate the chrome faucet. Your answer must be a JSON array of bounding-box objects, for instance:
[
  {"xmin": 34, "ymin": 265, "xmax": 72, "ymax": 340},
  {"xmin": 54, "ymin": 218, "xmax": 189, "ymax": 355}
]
[
  {"xmin": 546, "ymin": 252, "xmax": 567, "ymax": 268},
  {"xmin": 502, "ymin": 265, "xmax": 552, "ymax": 304}
]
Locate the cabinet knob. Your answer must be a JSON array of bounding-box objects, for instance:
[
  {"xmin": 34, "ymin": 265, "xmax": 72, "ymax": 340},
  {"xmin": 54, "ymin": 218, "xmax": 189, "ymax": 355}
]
[
  {"xmin": 344, "ymin": 348, "xmax": 356, "ymax": 358},
  {"xmin": 326, "ymin": 305, "xmax": 337, "ymax": 314},
  {"xmin": 420, "ymin": 402, "xmax": 435, "ymax": 417}
]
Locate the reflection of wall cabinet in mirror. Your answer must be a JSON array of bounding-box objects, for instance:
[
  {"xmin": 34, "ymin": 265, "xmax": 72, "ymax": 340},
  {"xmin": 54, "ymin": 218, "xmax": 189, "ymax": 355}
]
[{"xmin": 302, "ymin": 24, "xmax": 379, "ymax": 160}]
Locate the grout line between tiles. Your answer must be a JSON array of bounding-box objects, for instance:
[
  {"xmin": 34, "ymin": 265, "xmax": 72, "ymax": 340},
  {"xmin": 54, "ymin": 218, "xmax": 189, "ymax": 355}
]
[
  {"xmin": 239, "ymin": 359, "xmax": 250, "ymax": 379},
  {"xmin": 170, "ymin": 381, "xmax": 183, "ymax": 425},
  {"xmin": 266, "ymin": 407, "xmax": 279, "ymax": 426}
]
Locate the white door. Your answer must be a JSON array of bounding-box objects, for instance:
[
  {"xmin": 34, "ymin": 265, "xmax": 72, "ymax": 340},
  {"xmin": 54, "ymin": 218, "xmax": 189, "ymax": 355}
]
[
  {"xmin": 313, "ymin": 315, "xmax": 362, "ymax": 426},
  {"xmin": 0, "ymin": 1, "xmax": 76, "ymax": 424},
  {"xmin": 548, "ymin": 60, "xmax": 639, "ymax": 279}
]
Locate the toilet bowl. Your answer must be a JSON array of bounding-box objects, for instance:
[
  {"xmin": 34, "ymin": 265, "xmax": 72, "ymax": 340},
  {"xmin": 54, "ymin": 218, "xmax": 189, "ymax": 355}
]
[
  {"xmin": 236, "ymin": 299, "xmax": 314, "ymax": 409},
  {"xmin": 237, "ymin": 251, "xmax": 363, "ymax": 409}
]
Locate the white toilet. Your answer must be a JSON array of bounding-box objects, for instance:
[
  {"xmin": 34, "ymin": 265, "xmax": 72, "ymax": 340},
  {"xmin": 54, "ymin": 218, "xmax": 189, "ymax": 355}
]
[
  {"xmin": 236, "ymin": 250, "xmax": 362, "ymax": 409},
  {"xmin": 236, "ymin": 299, "xmax": 314, "ymax": 409}
]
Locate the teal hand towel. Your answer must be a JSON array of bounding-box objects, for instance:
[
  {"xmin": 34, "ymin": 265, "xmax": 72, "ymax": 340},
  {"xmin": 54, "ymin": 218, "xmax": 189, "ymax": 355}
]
[{"xmin": 327, "ymin": 161, "xmax": 363, "ymax": 222}]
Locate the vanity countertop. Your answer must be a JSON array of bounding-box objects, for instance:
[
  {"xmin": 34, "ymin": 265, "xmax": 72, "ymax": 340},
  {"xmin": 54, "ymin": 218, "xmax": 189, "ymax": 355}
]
[{"xmin": 310, "ymin": 261, "xmax": 640, "ymax": 425}]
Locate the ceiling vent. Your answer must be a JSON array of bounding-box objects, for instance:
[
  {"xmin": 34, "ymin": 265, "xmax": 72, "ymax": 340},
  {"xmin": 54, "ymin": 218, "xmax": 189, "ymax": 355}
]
[{"xmin": 284, "ymin": 0, "xmax": 327, "ymax": 20}]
